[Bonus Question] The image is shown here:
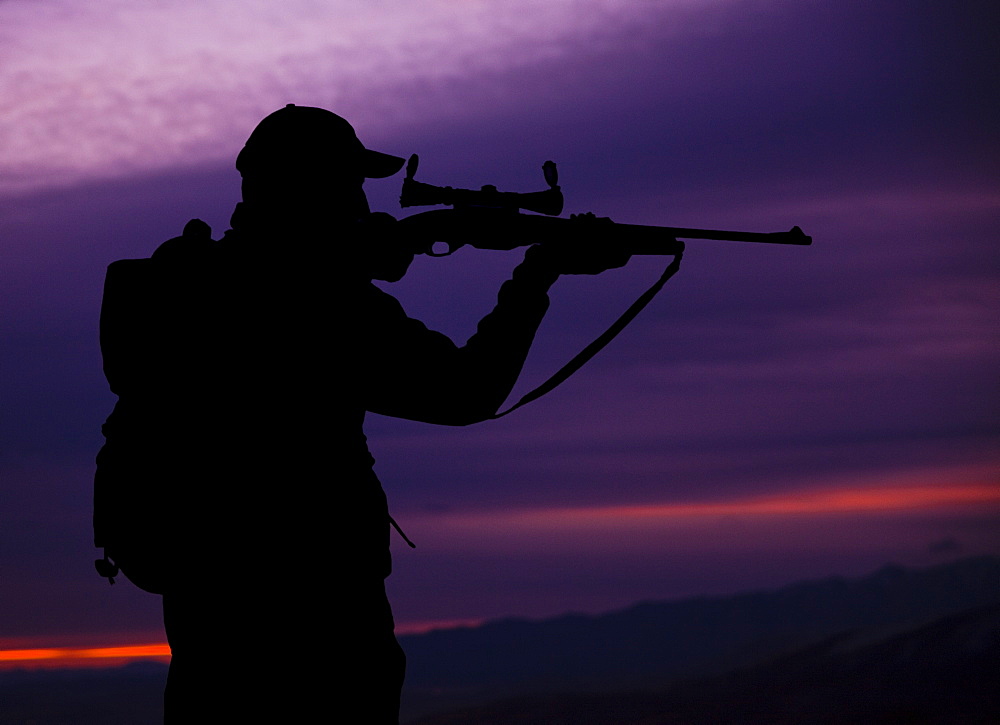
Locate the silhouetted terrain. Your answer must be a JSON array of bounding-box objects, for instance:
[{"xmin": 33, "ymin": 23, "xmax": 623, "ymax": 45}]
[
  {"xmin": 405, "ymin": 601, "xmax": 1000, "ymax": 724},
  {"xmin": 2, "ymin": 557, "xmax": 997, "ymax": 724},
  {"xmin": 0, "ymin": 662, "xmax": 166, "ymax": 725},
  {"xmin": 399, "ymin": 556, "xmax": 1000, "ymax": 720}
]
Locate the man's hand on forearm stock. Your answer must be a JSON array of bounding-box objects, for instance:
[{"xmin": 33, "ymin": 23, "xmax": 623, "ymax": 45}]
[{"xmin": 523, "ymin": 213, "xmax": 632, "ymax": 276}]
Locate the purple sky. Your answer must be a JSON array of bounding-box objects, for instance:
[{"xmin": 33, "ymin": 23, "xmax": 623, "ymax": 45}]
[{"xmin": 1, "ymin": 0, "xmax": 998, "ymax": 649}]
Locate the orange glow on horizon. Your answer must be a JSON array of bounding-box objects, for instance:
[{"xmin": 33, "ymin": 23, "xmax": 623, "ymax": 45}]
[
  {"xmin": 0, "ymin": 621, "xmax": 492, "ymax": 671},
  {"xmin": 0, "ymin": 643, "xmax": 171, "ymax": 671},
  {"xmin": 0, "ymin": 624, "xmax": 494, "ymax": 670}
]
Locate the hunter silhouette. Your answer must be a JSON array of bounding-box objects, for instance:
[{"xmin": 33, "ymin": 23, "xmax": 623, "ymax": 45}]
[{"xmin": 95, "ymin": 104, "xmax": 633, "ymax": 723}]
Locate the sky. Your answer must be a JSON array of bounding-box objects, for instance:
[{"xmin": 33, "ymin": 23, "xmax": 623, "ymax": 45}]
[{"xmin": 1, "ymin": 0, "xmax": 998, "ymax": 663}]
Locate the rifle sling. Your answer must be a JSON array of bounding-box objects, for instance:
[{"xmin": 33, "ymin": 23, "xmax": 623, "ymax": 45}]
[{"xmin": 493, "ymin": 255, "xmax": 682, "ymax": 418}]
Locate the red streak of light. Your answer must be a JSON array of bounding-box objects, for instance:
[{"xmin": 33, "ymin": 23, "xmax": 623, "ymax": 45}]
[
  {"xmin": 0, "ymin": 623, "xmax": 492, "ymax": 670},
  {"xmin": 0, "ymin": 625, "xmax": 492, "ymax": 669},
  {"xmin": 395, "ymin": 618, "xmax": 484, "ymax": 635},
  {"xmin": 533, "ymin": 484, "xmax": 1000, "ymax": 526},
  {"xmin": 0, "ymin": 644, "xmax": 171, "ymax": 670}
]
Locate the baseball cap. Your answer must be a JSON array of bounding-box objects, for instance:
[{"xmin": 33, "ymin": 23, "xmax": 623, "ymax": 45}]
[{"xmin": 235, "ymin": 104, "xmax": 405, "ymax": 179}]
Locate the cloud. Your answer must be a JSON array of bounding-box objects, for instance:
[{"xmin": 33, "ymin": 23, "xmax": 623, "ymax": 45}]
[{"xmin": 1, "ymin": 0, "xmax": 737, "ymax": 195}]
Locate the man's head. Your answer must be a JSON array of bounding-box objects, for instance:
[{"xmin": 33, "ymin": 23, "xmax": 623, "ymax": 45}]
[
  {"xmin": 236, "ymin": 105, "xmax": 405, "ymax": 224},
  {"xmin": 236, "ymin": 105, "xmax": 405, "ymax": 180}
]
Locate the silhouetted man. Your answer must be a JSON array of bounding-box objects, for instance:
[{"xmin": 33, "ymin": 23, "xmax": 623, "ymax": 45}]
[{"xmin": 96, "ymin": 105, "xmax": 630, "ymax": 723}]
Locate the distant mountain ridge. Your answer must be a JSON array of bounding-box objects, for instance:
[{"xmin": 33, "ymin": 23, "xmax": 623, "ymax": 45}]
[
  {"xmin": 399, "ymin": 555, "xmax": 1000, "ymax": 719},
  {"xmin": 2, "ymin": 556, "xmax": 997, "ymax": 725},
  {"xmin": 406, "ymin": 601, "xmax": 1000, "ymax": 724}
]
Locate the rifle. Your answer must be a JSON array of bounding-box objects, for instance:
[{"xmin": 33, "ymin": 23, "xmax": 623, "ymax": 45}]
[
  {"xmin": 396, "ymin": 154, "xmax": 811, "ymax": 256},
  {"xmin": 393, "ymin": 154, "xmax": 811, "ymax": 418}
]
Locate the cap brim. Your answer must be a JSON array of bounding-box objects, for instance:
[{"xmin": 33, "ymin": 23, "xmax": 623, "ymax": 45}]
[{"xmin": 362, "ymin": 149, "xmax": 406, "ymax": 179}]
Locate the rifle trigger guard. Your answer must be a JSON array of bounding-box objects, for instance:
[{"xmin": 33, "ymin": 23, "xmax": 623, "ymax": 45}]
[{"xmin": 424, "ymin": 241, "xmax": 463, "ymax": 257}]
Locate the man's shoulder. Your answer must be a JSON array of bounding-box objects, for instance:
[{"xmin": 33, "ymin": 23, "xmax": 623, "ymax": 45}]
[{"xmin": 150, "ymin": 218, "xmax": 218, "ymax": 264}]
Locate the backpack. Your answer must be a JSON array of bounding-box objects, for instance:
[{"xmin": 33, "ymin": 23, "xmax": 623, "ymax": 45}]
[{"xmin": 94, "ymin": 219, "xmax": 213, "ymax": 594}]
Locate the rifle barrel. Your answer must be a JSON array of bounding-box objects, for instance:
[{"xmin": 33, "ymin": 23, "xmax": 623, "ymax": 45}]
[
  {"xmin": 517, "ymin": 217, "xmax": 811, "ymax": 255},
  {"xmin": 614, "ymin": 222, "xmax": 812, "ymax": 245},
  {"xmin": 397, "ymin": 209, "xmax": 812, "ymax": 254}
]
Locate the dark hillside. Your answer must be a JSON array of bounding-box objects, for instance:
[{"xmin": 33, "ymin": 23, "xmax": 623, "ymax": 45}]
[
  {"xmin": 400, "ymin": 556, "xmax": 1000, "ymax": 719},
  {"xmin": 406, "ymin": 601, "xmax": 1000, "ymax": 724}
]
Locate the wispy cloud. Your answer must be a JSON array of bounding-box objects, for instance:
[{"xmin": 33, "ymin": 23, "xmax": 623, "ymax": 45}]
[
  {"xmin": 1, "ymin": 0, "xmax": 730, "ymax": 195},
  {"xmin": 416, "ymin": 463, "xmax": 1000, "ymax": 522},
  {"xmin": 391, "ymin": 466, "xmax": 1000, "ymax": 571}
]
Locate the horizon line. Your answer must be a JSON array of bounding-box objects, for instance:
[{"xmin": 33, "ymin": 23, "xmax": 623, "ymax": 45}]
[{"xmin": 4, "ymin": 553, "xmax": 998, "ymax": 672}]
